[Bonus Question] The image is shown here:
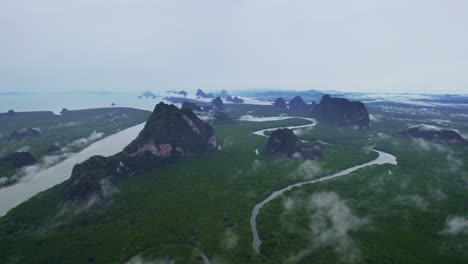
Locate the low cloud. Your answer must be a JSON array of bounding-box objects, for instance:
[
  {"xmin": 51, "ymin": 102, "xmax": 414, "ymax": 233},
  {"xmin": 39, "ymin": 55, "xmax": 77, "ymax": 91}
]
[
  {"xmin": 220, "ymin": 138, "xmax": 234, "ymax": 149},
  {"xmin": 428, "ymin": 188, "xmax": 447, "ymax": 201},
  {"xmin": 291, "ymin": 160, "xmax": 321, "ymax": 180},
  {"xmin": 430, "ymin": 119, "xmax": 451, "ymax": 126},
  {"xmin": 67, "ymin": 131, "xmax": 104, "ymax": 148},
  {"xmin": 446, "ymin": 154, "xmax": 464, "ymax": 173},
  {"xmin": 53, "ymin": 121, "xmax": 79, "ymax": 128},
  {"xmin": 17, "ymin": 145, "xmax": 31, "ymax": 152},
  {"xmin": 376, "ymin": 132, "xmax": 390, "ymax": 140},
  {"xmin": 369, "ymin": 114, "xmax": 381, "ymax": 123},
  {"xmin": 220, "ymin": 229, "xmax": 238, "ymax": 251},
  {"xmin": 14, "ymin": 153, "xmax": 72, "ymax": 182},
  {"xmin": 12, "ymin": 131, "xmax": 104, "ymax": 183},
  {"xmin": 251, "ymin": 159, "xmax": 264, "ymax": 173},
  {"xmin": 285, "ymin": 192, "xmax": 368, "ymax": 263},
  {"xmin": 394, "ymin": 194, "xmax": 429, "ymax": 211},
  {"xmin": 368, "ymin": 174, "xmax": 386, "ymax": 193},
  {"xmin": 412, "ymin": 138, "xmax": 451, "ymax": 153},
  {"xmin": 399, "ymin": 177, "xmax": 410, "ymax": 191},
  {"xmin": 126, "ymin": 255, "xmax": 174, "ymax": 264},
  {"xmin": 43, "ymin": 179, "xmax": 118, "ymax": 230},
  {"xmin": 440, "ymin": 216, "xmax": 468, "ymax": 235},
  {"xmin": 0, "ymin": 177, "xmax": 8, "ymax": 185},
  {"xmin": 293, "ymin": 129, "xmax": 303, "ymax": 136}
]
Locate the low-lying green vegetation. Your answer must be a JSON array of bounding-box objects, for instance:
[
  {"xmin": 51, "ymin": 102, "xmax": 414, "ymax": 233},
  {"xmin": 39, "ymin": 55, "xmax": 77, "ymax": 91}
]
[{"xmin": 0, "ymin": 103, "xmax": 466, "ymax": 263}]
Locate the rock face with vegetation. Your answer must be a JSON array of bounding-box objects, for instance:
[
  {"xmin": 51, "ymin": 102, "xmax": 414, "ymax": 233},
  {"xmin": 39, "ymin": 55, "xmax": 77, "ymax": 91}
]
[
  {"xmin": 265, "ymin": 128, "xmax": 322, "ymax": 159},
  {"xmin": 65, "ymin": 102, "xmax": 217, "ymax": 204},
  {"xmin": 141, "ymin": 90, "xmax": 156, "ymax": 98},
  {"xmin": 288, "ymin": 96, "xmax": 314, "ymax": 112},
  {"xmin": 0, "ymin": 151, "xmax": 37, "ymax": 168},
  {"xmin": 211, "ymin": 97, "xmax": 224, "ymax": 110},
  {"xmin": 400, "ymin": 125, "xmax": 466, "ymax": 144},
  {"xmin": 226, "ymin": 96, "xmax": 244, "ymax": 103},
  {"xmin": 265, "ymin": 128, "xmax": 301, "ymax": 158},
  {"xmin": 311, "ymin": 94, "xmax": 370, "ymax": 127},
  {"xmin": 196, "ymin": 89, "xmax": 214, "ymax": 98},
  {"xmin": 218, "ymin": 89, "xmax": 229, "ymax": 98},
  {"xmin": 273, "ymin": 97, "xmax": 287, "ymax": 108},
  {"xmin": 181, "ymin": 101, "xmax": 202, "ymax": 111}
]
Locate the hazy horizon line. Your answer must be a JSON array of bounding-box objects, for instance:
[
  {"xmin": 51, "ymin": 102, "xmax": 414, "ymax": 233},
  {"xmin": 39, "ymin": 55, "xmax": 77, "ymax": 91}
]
[{"xmin": 0, "ymin": 88, "xmax": 466, "ymax": 96}]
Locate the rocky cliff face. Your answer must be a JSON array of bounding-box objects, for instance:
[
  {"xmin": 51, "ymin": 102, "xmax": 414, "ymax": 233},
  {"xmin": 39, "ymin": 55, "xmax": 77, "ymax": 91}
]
[
  {"xmin": 265, "ymin": 129, "xmax": 301, "ymax": 158},
  {"xmin": 65, "ymin": 103, "xmax": 217, "ymax": 204},
  {"xmin": 218, "ymin": 89, "xmax": 229, "ymax": 98},
  {"xmin": 311, "ymin": 95, "xmax": 370, "ymax": 127},
  {"xmin": 124, "ymin": 103, "xmax": 216, "ymax": 158},
  {"xmin": 196, "ymin": 89, "xmax": 214, "ymax": 98},
  {"xmin": 288, "ymin": 96, "xmax": 314, "ymax": 112},
  {"xmin": 265, "ymin": 128, "xmax": 321, "ymax": 160},
  {"xmin": 181, "ymin": 101, "xmax": 202, "ymax": 112},
  {"xmin": 211, "ymin": 97, "xmax": 225, "ymax": 110},
  {"xmin": 273, "ymin": 98, "xmax": 287, "ymax": 108},
  {"xmin": 226, "ymin": 96, "xmax": 244, "ymax": 103},
  {"xmin": 178, "ymin": 91, "xmax": 188, "ymax": 97},
  {"xmin": 400, "ymin": 125, "xmax": 466, "ymax": 145}
]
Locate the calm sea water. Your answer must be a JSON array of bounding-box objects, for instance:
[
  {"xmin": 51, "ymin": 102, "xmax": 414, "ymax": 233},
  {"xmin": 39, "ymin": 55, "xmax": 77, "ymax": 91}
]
[{"xmin": 0, "ymin": 93, "xmax": 161, "ymax": 113}]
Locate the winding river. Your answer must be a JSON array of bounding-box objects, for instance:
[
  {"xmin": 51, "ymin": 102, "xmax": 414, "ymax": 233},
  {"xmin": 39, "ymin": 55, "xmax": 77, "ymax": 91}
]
[
  {"xmin": 0, "ymin": 114, "xmax": 398, "ymax": 260},
  {"xmin": 243, "ymin": 116, "xmax": 398, "ymax": 255},
  {"xmin": 0, "ymin": 123, "xmax": 145, "ymax": 217}
]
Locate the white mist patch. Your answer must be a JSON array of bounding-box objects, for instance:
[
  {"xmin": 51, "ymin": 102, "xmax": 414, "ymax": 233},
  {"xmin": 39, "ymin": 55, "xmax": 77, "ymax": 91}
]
[
  {"xmin": 17, "ymin": 145, "xmax": 31, "ymax": 152},
  {"xmin": 291, "ymin": 160, "xmax": 321, "ymax": 180},
  {"xmin": 126, "ymin": 255, "xmax": 175, "ymax": 264},
  {"xmin": 399, "ymin": 177, "xmax": 410, "ymax": 191},
  {"xmin": 412, "ymin": 138, "xmax": 451, "ymax": 153},
  {"xmin": 221, "ymin": 138, "xmax": 234, "ymax": 149},
  {"xmin": 282, "ymin": 196, "xmax": 297, "ymax": 211},
  {"xmin": 308, "ymin": 192, "xmax": 367, "ymax": 262},
  {"xmin": 221, "ymin": 229, "xmax": 238, "ymax": 251},
  {"xmin": 14, "ymin": 153, "xmax": 72, "ymax": 182},
  {"xmin": 54, "ymin": 121, "xmax": 79, "ymax": 128},
  {"xmin": 44, "ymin": 179, "xmax": 118, "ymax": 229},
  {"xmin": 11, "ymin": 132, "xmax": 105, "ymax": 184},
  {"xmin": 239, "ymin": 115, "xmax": 293, "ymax": 122},
  {"xmin": 394, "ymin": 194, "xmax": 429, "ymax": 211},
  {"xmin": 430, "ymin": 119, "xmax": 451, "ymax": 125},
  {"xmin": 0, "ymin": 177, "xmax": 7, "ymax": 185},
  {"xmin": 440, "ymin": 216, "xmax": 468, "ymax": 235},
  {"xmin": 293, "ymin": 128, "xmax": 304, "ymax": 136},
  {"xmin": 376, "ymin": 132, "xmax": 390, "ymax": 140},
  {"xmin": 68, "ymin": 131, "xmax": 104, "ymax": 148},
  {"xmin": 410, "ymin": 124, "xmax": 441, "ymax": 132},
  {"xmin": 197, "ymin": 112, "xmax": 215, "ymax": 123},
  {"xmin": 446, "ymin": 154, "xmax": 464, "ymax": 173},
  {"xmin": 368, "ymin": 174, "xmax": 387, "ymax": 193},
  {"xmin": 251, "ymin": 159, "xmax": 264, "ymax": 173},
  {"xmin": 287, "ymin": 192, "xmax": 367, "ymax": 263},
  {"xmin": 428, "ymin": 188, "xmax": 447, "ymax": 201},
  {"xmin": 369, "ymin": 114, "xmax": 381, "ymax": 123}
]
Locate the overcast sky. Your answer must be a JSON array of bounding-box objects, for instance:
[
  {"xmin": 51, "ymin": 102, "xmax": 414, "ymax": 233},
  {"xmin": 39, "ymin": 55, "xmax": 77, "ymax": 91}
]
[{"xmin": 1, "ymin": 0, "xmax": 467, "ymax": 94}]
